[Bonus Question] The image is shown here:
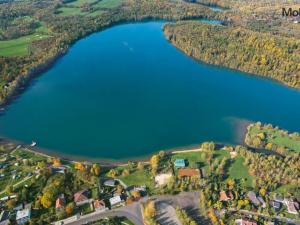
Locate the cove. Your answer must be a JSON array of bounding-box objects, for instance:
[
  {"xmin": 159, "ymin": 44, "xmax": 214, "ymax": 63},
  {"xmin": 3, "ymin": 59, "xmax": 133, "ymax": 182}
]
[{"xmin": 1, "ymin": 21, "xmax": 300, "ymax": 160}]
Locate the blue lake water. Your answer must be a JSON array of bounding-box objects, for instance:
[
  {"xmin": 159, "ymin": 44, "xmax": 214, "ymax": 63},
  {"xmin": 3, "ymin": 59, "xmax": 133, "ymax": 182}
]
[{"xmin": 1, "ymin": 22, "xmax": 300, "ymax": 160}]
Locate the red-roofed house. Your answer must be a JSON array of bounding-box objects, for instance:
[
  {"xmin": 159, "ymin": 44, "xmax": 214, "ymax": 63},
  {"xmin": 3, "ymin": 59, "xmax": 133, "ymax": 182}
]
[
  {"xmin": 220, "ymin": 191, "xmax": 234, "ymax": 201},
  {"xmin": 74, "ymin": 190, "xmax": 90, "ymax": 206},
  {"xmin": 55, "ymin": 195, "xmax": 65, "ymax": 210},
  {"xmin": 235, "ymin": 218, "xmax": 257, "ymax": 225},
  {"xmin": 93, "ymin": 200, "xmax": 106, "ymax": 212},
  {"xmin": 178, "ymin": 168, "xmax": 200, "ymax": 178}
]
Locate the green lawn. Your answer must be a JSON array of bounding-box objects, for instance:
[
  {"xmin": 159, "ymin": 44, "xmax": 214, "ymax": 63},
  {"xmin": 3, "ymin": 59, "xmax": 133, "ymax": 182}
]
[
  {"xmin": 118, "ymin": 168, "xmax": 154, "ymax": 189},
  {"xmin": 171, "ymin": 151, "xmax": 207, "ymax": 168},
  {"xmin": 228, "ymin": 156, "xmax": 253, "ymax": 187},
  {"xmin": 249, "ymin": 126, "xmax": 300, "ymax": 153},
  {"xmin": 0, "ymin": 25, "xmax": 50, "ymax": 57},
  {"xmin": 66, "ymin": 0, "xmax": 99, "ymax": 7},
  {"xmin": 94, "ymin": 0, "xmax": 122, "ymax": 9},
  {"xmin": 12, "ymin": 149, "xmax": 47, "ymax": 162}
]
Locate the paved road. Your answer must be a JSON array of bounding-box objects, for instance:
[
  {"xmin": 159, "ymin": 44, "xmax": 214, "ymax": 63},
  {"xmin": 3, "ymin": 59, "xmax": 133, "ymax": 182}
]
[
  {"xmin": 68, "ymin": 201, "xmax": 144, "ymax": 225},
  {"xmin": 229, "ymin": 209, "xmax": 300, "ymax": 225},
  {"xmin": 60, "ymin": 192, "xmax": 206, "ymax": 225}
]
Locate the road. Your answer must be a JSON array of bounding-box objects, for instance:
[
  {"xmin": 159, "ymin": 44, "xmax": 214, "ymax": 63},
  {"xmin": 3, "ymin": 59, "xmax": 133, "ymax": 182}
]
[
  {"xmin": 60, "ymin": 192, "xmax": 204, "ymax": 225},
  {"xmin": 229, "ymin": 209, "xmax": 300, "ymax": 225},
  {"xmin": 68, "ymin": 201, "xmax": 144, "ymax": 225}
]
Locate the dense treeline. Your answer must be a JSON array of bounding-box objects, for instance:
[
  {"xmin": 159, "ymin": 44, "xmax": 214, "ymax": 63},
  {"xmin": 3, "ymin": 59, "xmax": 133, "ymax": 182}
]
[
  {"xmin": 0, "ymin": 0, "xmax": 217, "ymax": 106},
  {"xmin": 237, "ymin": 145, "xmax": 300, "ymax": 194},
  {"xmin": 164, "ymin": 21, "xmax": 300, "ymax": 88}
]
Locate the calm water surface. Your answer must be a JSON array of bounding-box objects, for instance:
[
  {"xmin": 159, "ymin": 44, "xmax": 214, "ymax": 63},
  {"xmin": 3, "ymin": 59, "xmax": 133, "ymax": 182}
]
[{"xmin": 1, "ymin": 22, "xmax": 300, "ymax": 160}]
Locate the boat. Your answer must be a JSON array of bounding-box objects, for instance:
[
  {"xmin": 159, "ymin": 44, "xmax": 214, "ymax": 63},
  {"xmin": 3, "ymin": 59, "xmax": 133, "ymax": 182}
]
[{"xmin": 30, "ymin": 141, "xmax": 37, "ymax": 147}]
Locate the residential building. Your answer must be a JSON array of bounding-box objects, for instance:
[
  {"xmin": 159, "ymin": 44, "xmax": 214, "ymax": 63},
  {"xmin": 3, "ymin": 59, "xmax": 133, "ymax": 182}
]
[
  {"xmin": 74, "ymin": 190, "xmax": 90, "ymax": 206},
  {"xmin": 174, "ymin": 159, "xmax": 186, "ymax": 168},
  {"xmin": 247, "ymin": 191, "xmax": 260, "ymax": 206},
  {"xmin": 220, "ymin": 191, "xmax": 234, "ymax": 201},
  {"xmin": 55, "ymin": 195, "xmax": 65, "ymax": 210},
  {"xmin": 93, "ymin": 200, "xmax": 106, "ymax": 212},
  {"xmin": 235, "ymin": 218, "xmax": 257, "ymax": 225},
  {"xmin": 178, "ymin": 168, "xmax": 200, "ymax": 177},
  {"xmin": 109, "ymin": 195, "xmax": 122, "ymax": 207},
  {"xmin": 270, "ymin": 200, "xmax": 281, "ymax": 210},
  {"xmin": 104, "ymin": 179, "xmax": 117, "ymax": 187},
  {"xmin": 284, "ymin": 198, "xmax": 299, "ymax": 215},
  {"xmin": 257, "ymin": 196, "xmax": 266, "ymax": 208},
  {"xmin": 16, "ymin": 208, "xmax": 31, "ymax": 225},
  {"xmin": 273, "ymin": 195, "xmax": 284, "ymax": 203},
  {"xmin": 0, "ymin": 220, "xmax": 10, "ymax": 225}
]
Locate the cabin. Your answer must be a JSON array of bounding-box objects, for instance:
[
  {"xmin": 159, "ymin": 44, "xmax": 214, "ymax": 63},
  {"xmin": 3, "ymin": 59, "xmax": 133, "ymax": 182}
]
[{"xmin": 174, "ymin": 159, "xmax": 186, "ymax": 168}]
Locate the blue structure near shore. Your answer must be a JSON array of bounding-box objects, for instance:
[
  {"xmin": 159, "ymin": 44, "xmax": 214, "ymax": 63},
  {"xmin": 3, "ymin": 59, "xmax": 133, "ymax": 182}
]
[{"xmin": 174, "ymin": 159, "xmax": 186, "ymax": 168}]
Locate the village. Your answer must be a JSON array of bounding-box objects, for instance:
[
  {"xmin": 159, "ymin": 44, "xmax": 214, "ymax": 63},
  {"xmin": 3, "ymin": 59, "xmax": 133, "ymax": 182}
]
[{"xmin": 0, "ymin": 130, "xmax": 299, "ymax": 225}]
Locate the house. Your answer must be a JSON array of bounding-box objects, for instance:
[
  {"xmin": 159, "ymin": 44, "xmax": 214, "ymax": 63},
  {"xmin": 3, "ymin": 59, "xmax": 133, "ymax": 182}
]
[
  {"xmin": 235, "ymin": 218, "xmax": 257, "ymax": 225},
  {"xmin": 0, "ymin": 220, "xmax": 10, "ymax": 225},
  {"xmin": 174, "ymin": 159, "xmax": 186, "ymax": 168},
  {"xmin": 55, "ymin": 195, "xmax": 65, "ymax": 210},
  {"xmin": 93, "ymin": 200, "xmax": 106, "ymax": 212},
  {"xmin": 0, "ymin": 211, "xmax": 9, "ymax": 222},
  {"xmin": 284, "ymin": 198, "xmax": 299, "ymax": 215},
  {"xmin": 247, "ymin": 191, "xmax": 260, "ymax": 206},
  {"xmin": 219, "ymin": 191, "xmax": 234, "ymax": 201},
  {"xmin": 50, "ymin": 166, "xmax": 66, "ymax": 174},
  {"xmin": 273, "ymin": 195, "xmax": 284, "ymax": 203},
  {"xmin": 270, "ymin": 200, "xmax": 281, "ymax": 210},
  {"xmin": 178, "ymin": 168, "xmax": 200, "ymax": 178},
  {"xmin": 109, "ymin": 195, "xmax": 123, "ymax": 207},
  {"xmin": 74, "ymin": 190, "xmax": 90, "ymax": 206},
  {"xmin": 104, "ymin": 179, "xmax": 117, "ymax": 187},
  {"xmin": 16, "ymin": 208, "xmax": 31, "ymax": 225},
  {"xmin": 257, "ymin": 196, "xmax": 266, "ymax": 208},
  {"xmin": 230, "ymin": 151, "xmax": 238, "ymax": 158}
]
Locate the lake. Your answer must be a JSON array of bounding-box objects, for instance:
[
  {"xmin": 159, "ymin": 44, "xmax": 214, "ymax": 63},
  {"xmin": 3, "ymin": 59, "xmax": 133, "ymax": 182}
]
[{"xmin": 1, "ymin": 21, "xmax": 300, "ymax": 160}]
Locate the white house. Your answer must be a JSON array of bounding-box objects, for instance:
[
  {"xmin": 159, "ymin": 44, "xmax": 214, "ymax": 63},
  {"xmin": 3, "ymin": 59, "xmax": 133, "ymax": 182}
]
[
  {"xmin": 16, "ymin": 208, "xmax": 31, "ymax": 225},
  {"xmin": 109, "ymin": 195, "xmax": 122, "ymax": 206}
]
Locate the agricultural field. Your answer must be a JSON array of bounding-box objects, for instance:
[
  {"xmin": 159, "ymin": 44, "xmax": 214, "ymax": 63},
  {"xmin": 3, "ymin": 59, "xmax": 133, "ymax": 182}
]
[{"xmin": 57, "ymin": 0, "xmax": 123, "ymax": 17}]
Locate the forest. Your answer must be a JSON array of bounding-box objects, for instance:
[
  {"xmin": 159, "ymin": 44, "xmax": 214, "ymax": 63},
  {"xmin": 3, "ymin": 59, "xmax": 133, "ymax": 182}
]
[{"xmin": 163, "ymin": 21, "xmax": 300, "ymax": 88}]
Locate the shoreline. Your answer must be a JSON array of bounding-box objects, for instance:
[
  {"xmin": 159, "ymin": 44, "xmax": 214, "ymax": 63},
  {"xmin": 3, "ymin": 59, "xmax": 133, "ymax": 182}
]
[{"xmin": 1, "ymin": 135, "xmax": 226, "ymax": 167}]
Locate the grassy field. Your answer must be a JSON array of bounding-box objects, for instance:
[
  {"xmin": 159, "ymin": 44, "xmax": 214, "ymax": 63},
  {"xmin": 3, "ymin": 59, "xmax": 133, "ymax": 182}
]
[
  {"xmin": 11, "ymin": 149, "xmax": 47, "ymax": 162},
  {"xmin": 118, "ymin": 167, "xmax": 154, "ymax": 189},
  {"xmin": 58, "ymin": 0, "xmax": 122, "ymax": 16},
  {"xmin": 0, "ymin": 25, "xmax": 50, "ymax": 57},
  {"xmin": 228, "ymin": 156, "xmax": 253, "ymax": 187},
  {"xmin": 248, "ymin": 126, "xmax": 300, "ymax": 153}
]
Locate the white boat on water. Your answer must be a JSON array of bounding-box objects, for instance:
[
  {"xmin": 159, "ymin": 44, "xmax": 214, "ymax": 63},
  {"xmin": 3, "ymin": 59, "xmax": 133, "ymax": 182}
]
[{"xmin": 30, "ymin": 141, "xmax": 37, "ymax": 147}]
